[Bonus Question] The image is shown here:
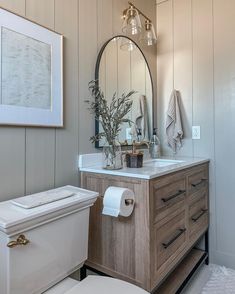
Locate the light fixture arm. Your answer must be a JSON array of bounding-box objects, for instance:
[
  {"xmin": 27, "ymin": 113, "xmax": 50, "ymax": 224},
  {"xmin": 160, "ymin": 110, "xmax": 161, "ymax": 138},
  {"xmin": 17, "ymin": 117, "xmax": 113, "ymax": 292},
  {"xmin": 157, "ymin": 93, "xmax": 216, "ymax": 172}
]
[
  {"xmin": 122, "ymin": 1, "xmax": 157, "ymax": 46},
  {"xmin": 127, "ymin": 1, "xmax": 151, "ymax": 23}
]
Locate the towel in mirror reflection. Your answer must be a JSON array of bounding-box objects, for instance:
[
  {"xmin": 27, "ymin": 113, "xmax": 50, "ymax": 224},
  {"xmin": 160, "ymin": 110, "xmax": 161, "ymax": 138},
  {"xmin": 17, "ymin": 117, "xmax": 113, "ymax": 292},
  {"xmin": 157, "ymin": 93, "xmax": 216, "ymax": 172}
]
[{"xmin": 130, "ymin": 95, "xmax": 150, "ymax": 141}]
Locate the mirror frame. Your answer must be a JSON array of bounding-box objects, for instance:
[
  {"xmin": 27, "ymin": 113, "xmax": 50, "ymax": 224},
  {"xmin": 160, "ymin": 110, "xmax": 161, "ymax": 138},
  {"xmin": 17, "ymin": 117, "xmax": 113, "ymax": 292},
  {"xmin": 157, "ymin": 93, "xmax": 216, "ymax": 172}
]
[{"xmin": 94, "ymin": 35, "xmax": 154, "ymax": 149}]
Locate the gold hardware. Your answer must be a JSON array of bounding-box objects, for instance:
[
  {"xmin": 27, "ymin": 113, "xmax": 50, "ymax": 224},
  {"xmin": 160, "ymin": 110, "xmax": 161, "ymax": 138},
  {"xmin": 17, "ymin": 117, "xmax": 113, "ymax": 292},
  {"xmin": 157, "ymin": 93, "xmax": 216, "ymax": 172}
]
[
  {"xmin": 145, "ymin": 19, "xmax": 152, "ymax": 31},
  {"xmin": 132, "ymin": 140, "xmax": 150, "ymax": 153},
  {"xmin": 122, "ymin": 2, "xmax": 157, "ymax": 46},
  {"xmin": 125, "ymin": 199, "xmax": 134, "ymax": 206},
  {"xmin": 7, "ymin": 235, "xmax": 30, "ymax": 248},
  {"xmin": 119, "ymin": 139, "xmax": 129, "ymax": 146},
  {"xmin": 123, "ymin": 2, "xmax": 151, "ymax": 23}
]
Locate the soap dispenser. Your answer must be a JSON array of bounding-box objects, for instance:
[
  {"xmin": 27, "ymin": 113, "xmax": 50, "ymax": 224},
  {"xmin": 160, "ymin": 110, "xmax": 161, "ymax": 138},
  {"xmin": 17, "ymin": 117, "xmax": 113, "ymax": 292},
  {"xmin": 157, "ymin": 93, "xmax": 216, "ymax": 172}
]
[{"xmin": 149, "ymin": 128, "xmax": 161, "ymax": 158}]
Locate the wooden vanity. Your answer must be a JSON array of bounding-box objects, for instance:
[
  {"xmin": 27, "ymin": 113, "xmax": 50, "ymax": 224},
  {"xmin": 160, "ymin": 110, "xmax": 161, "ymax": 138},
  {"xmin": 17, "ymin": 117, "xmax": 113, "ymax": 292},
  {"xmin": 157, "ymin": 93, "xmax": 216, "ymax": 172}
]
[{"xmin": 81, "ymin": 161, "xmax": 209, "ymax": 293}]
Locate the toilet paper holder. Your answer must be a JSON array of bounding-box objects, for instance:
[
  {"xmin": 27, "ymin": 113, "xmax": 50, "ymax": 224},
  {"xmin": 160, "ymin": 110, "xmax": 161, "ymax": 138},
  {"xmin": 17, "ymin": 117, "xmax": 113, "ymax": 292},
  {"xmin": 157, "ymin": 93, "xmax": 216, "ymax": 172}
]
[
  {"xmin": 102, "ymin": 187, "xmax": 135, "ymax": 217},
  {"xmin": 125, "ymin": 199, "xmax": 134, "ymax": 206}
]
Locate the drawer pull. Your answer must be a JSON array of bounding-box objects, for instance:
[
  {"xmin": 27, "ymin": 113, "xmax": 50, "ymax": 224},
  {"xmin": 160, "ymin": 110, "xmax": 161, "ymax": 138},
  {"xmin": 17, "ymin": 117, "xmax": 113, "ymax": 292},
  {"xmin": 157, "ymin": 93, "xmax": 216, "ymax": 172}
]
[
  {"xmin": 191, "ymin": 178, "xmax": 207, "ymax": 187},
  {"xmin": 192, "ymin": 209, "xmax": 208, "ymax": 222},
  {"xmin": 162, "ymin": 228, "xmax": 186, "ymax": 249},
  {"xmin": 7, "ymin": 235, "xmax": 30, "ymax": 248},
  {"xmin": 161, "ymin": 190, "xmax": 186, "ymax": 203}
]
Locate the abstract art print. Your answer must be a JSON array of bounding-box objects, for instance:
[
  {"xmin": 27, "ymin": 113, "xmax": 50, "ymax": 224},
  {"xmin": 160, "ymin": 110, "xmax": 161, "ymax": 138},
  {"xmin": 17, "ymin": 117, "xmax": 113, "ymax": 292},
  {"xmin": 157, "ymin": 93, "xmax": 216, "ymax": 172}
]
[{"xmin": 0, "ymin": 8, "xmax": 63, "ymax": 127}]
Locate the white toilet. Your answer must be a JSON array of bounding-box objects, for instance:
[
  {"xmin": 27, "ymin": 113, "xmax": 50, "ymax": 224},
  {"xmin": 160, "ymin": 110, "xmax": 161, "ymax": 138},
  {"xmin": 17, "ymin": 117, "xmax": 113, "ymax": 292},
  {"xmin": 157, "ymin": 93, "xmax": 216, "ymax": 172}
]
[{"xmin": 0, "ymin": 186, "xmax": 149, "ymax": 294}]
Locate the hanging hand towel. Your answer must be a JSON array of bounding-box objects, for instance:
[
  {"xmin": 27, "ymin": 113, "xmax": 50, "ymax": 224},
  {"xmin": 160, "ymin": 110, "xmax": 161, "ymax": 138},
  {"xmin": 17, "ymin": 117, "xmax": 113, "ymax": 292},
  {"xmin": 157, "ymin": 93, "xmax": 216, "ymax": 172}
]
[
  {"xmin": 130, "ymin": 95, "xmax": 149, "ymax": 141},
  {"xmin": 166, "ymin": 90, "xmax": 184, "ymax": 153}
]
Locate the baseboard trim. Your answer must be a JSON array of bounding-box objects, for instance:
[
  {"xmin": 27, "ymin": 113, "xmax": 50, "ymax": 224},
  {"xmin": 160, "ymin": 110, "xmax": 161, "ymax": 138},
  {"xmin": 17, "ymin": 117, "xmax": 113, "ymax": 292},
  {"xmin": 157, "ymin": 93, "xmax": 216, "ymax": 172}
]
[{"xmin": 212, "ymin": 250, "xmax": 235, "ymax": 269}]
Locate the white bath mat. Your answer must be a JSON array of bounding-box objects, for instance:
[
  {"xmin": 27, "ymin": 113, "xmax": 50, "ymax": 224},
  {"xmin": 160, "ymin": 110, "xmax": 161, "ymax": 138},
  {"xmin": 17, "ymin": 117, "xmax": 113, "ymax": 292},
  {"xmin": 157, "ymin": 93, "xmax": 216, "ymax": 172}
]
[{"xmin": 202, "ymin": 264, "xmax": 235, "ymax": 293}]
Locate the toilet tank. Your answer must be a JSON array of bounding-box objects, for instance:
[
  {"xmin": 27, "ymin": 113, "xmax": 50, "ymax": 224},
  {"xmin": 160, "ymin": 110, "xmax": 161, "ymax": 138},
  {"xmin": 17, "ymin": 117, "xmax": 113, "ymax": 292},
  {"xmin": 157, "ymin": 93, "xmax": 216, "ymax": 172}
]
[{"xmin": 0, "ymin": 186, "xmax": 98, "ymax": 294}]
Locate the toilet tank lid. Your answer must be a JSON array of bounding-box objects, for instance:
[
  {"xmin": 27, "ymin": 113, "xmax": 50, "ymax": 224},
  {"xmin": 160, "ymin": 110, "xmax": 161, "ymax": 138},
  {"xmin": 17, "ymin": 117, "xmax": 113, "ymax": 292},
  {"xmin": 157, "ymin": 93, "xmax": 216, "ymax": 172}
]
[{"xmin": 0, "ymin": 185, "xmax": 98, "ymax": 234}]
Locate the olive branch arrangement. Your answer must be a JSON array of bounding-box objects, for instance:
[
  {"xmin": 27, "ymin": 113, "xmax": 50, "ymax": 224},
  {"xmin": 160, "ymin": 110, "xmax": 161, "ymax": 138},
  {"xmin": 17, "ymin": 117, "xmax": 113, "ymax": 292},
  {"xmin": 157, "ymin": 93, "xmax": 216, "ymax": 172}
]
[{"xmin": 86, "ymin": 80, "xmax": 135, "ymax": 145}]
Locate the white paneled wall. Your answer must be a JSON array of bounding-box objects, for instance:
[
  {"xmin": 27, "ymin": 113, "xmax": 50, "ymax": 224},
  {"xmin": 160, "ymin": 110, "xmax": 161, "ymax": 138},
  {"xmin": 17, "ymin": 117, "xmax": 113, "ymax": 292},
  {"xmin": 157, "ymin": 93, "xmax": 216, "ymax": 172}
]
[
  {"xmin": 0, "ymin": 0, "xmax": 156, "ymax": 201},
  {"xmin": 0, "ymin": 0, "xmax": 79, "ymax": 200},
  {"xmin": 157, "ymin": 0, "xmax": 235, "ymax": 269},
  {"xmin": 213, "ymin": 0, "xmax": 235, "ymax": 267},
  {"xmin": 78, "ymin": 0, "xmax": 157, "ymax": 153}
]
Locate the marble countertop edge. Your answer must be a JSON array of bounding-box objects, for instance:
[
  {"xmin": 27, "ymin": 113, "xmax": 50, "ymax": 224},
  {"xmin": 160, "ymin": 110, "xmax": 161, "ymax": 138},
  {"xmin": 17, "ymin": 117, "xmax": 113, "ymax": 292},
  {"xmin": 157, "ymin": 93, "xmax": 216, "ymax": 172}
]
[{"xmin": 79, "ymin": 156, "xmax": 210, "ymax": 180}]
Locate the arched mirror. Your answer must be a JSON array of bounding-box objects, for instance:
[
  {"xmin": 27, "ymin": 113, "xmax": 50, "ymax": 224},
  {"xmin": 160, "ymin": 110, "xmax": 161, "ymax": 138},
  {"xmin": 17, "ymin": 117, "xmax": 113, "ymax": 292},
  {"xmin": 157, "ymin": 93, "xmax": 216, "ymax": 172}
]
[{"xmin": 95, "ymin": 35, "xmax": 153, "ymax": 148}]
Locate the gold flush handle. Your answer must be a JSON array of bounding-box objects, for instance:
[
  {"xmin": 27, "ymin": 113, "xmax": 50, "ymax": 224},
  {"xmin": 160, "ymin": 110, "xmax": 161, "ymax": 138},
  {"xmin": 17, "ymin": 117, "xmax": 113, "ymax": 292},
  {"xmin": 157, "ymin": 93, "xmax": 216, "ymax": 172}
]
[{"xmin": 7, "ymin": 235, "xmax": 30, "ymax": 248}]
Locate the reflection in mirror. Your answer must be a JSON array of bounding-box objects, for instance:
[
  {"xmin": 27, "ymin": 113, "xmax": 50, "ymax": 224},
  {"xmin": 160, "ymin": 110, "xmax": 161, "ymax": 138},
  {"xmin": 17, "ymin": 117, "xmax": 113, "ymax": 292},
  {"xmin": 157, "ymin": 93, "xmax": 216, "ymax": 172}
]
[{"xmin": 96, "ymin": 36, "xmax": 153, "ymax": 148}]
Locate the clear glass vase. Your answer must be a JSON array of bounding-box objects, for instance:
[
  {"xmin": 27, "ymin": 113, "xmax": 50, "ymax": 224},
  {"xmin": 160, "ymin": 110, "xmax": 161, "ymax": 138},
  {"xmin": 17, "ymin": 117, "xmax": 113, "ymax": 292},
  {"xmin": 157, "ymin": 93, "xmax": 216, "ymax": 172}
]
[{"xmin": 102, "ymin": 142, "xmax": 123, "ymax": 170}]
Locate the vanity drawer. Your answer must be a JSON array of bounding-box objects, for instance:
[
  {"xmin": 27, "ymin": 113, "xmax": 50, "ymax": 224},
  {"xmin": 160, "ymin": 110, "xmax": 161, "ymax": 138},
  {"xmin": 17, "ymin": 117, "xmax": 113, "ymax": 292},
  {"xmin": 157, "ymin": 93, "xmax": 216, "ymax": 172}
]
[
  {"xmin": 189, "ymin": 195, "xmax": 208, "ymax": 240},
  {"xmin": 154, "ymin": 210, "xmax": 187, "ymax": 272},
  {"xmin": 189, "ymin": 187, "xmax": 208, "ymax": 205},
  {"xmin": 188, "ymin": 165, "xmax": 208, "ymax": 196},
  {"xmin": 151, "ymin": 174, "xmax": 186, "ymax": 222}
]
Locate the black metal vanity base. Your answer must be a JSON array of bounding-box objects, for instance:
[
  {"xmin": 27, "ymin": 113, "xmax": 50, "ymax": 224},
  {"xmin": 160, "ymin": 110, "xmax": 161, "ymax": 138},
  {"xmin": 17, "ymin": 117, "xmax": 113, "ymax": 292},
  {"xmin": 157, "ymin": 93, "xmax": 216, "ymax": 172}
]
[
  {"xmin": 175, "ymin": 251, "xmax": 208, "ymax": 294},
  {"xmin": 80, "ymin": 265, "xmax": 110, "ymax": 281}
]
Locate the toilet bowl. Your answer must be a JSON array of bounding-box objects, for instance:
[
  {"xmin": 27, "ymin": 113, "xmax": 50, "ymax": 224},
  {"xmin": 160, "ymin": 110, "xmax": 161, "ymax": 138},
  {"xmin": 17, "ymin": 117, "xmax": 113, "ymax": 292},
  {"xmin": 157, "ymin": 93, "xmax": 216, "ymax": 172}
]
[
  {"xmin": 45, "ymin": 276, "xmax": 149, "ymax": 293},
  {"xmin": 0, "ymin": 186, "xmax": 148, "ymax": 294}
]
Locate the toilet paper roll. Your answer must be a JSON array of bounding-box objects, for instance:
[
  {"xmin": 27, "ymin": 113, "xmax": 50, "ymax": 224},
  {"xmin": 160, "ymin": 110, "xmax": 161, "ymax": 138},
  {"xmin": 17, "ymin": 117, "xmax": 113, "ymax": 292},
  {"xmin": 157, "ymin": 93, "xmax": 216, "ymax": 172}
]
[{"xmin": 102, "ymin": 186, "xmax": 135, "ymax": 217}]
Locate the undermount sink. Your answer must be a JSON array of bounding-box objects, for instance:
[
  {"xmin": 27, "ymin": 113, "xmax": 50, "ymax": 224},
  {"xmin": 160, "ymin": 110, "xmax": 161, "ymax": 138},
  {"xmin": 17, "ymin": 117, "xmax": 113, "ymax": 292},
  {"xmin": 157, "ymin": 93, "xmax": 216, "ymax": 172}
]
[{"xmin": 144, "ymin": 159, "xmax": 185, "ymax": 168}]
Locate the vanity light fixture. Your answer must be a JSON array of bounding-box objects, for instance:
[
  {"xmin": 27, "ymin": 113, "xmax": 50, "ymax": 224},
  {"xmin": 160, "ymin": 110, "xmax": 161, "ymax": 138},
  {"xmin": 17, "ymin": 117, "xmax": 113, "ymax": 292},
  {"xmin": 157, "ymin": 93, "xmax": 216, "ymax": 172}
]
[
  {"xmin": 122, "ymin": 2, "xmax": 157, "ymax": 47},
  {"xmin": 139, "ymin": 20, "xmax": 157, "ymax": 46},
  {"xmin": 122, "ymin": 5, "xmax": 142, "ymax": 35}
]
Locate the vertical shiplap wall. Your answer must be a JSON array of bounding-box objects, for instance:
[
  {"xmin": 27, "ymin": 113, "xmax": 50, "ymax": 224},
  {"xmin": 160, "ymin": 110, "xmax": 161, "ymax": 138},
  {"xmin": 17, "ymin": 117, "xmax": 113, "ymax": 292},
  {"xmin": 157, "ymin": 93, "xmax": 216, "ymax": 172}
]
[
  {"xmin": 157, "ymin": 0, "xmax": 235, "ymax": 268},
  {"xmin": 0, "ymin": 1, "xmax": 26, "ymax": 200},
  {"xmin": 25, "ymin": 0, "xmax": 57, "ymax": 195},
  {"xmin": 78, "ymin": 0, "xmax": 157, "ymax": 154},
  {"xmin": 0, "ymin": 0, "xmax": 79, "ymax": 200},
  {"xmin": 213, "ymin": 0, "xmax": 235, "ymax": 268},
  {"xmin": 0, "ymin": 0, "xmax": 156, "ymax": 201}
]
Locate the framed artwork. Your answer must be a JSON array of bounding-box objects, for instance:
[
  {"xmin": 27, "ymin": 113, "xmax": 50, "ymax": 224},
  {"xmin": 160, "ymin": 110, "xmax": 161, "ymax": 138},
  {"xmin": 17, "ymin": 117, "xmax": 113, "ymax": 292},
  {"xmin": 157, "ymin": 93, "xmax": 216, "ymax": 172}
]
[{"xmin": 0, "ymin": 8, "xmax": 63, "ymax": 127}]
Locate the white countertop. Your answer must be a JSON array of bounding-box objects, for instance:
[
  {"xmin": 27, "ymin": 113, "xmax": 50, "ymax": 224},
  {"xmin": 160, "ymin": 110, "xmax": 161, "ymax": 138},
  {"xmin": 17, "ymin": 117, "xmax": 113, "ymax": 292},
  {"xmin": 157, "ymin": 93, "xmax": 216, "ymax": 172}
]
[{"xmin": 79, "ymin": 154, "xmax": 209, "ymax": 180}]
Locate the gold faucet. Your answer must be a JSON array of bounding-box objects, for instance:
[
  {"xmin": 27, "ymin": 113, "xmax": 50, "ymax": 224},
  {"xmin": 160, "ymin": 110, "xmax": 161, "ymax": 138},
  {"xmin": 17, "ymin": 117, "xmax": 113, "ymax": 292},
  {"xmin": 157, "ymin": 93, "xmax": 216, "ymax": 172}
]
[
  {"xmin": 119, "ymin": 140, "xmax": 129, "ymax": 146},
  {"xmin": 132, "ymin": 140, "xmax": 149, "ymax": 153}
]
